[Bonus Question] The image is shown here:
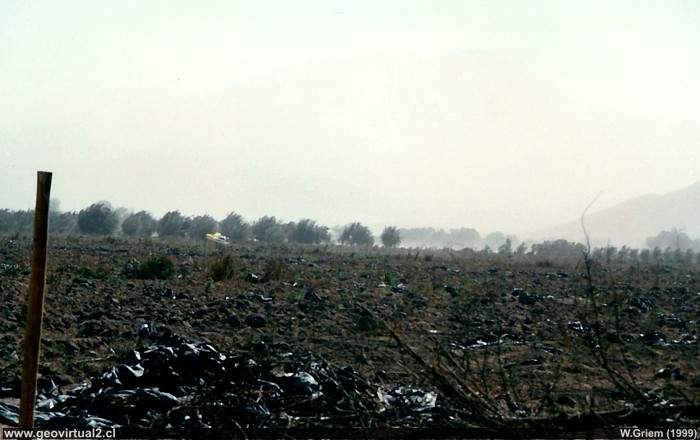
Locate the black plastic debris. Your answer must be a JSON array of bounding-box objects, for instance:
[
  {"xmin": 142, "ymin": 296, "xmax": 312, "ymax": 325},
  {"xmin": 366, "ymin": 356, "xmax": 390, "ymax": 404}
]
[
  {"xmin": 0, "ymin": 379, "xmax": 21, "ymax": 398},
  {"xmin": 655, "ymin": 365, "xmax": 683, "ymax": 380},
  {"xmin": 518, "ymin": 292, "xmax": 539, "ymax": 305},
  {"xmin": 656, "ymin": 313, "xmax": 686, "ymax": 330},
  {"xmin": 442, "ymin": 285, "xmax": 458, "ymax": 295},
  {"xmin": 139, "ymin": 323, "xmax": 153, "ymax": 338},
  {"xmin": 556, "ymin": 395, "xmax": 577, "ymax": 408},
  {"xmin": 0, "ymin": 401, "xmax": 19, "ymax": 425},
  {"xmin": 568, "ymin": 321, "xmax": 585, "ymax": 333},
  {"xmin": 392, "ymin": 283, "xmax": 408, "ymax": 293},
  {"xmin": 357, "ymin": 316, "xmax": 379, "ymax": 331},
  {"xmin": 0, "ymin": 331, "xmax": 456, "ymax": 436},
  {"xmin": 604, "ymin": 332, "xmax": 631, "ymax": 344},
  {"xmin": 304, "ymin": 288, "xmax": 322, "ymax": 301},
  {"xmin": 466, "ymin": 332, "xmax": 524, "ymax": 349},
  {"xmin": 244, "ymin": 314, "xmax": 266, "ymax": 328},
  {"xmin": 377, "ymin": 386, "xmax": 437, "ymax": 412},
  {"xmin": 247, "ymin": 292, "xmax": 273, "ymax": 302},
  {"xmin": 639, "ymin": 330, "xmax": 666, "ymax": 344},
  {"xmin": 142, "ymin": 285, "xmax": 176, "ymax": 299},
  {"xmin": 672, "ymin": 334, "xmax": 697, "ymax": 345},
  {"xmin": 629, "ymin": 297, "xmax": 653, "ymax": 312},
  {"xmin": 244, "ymin": 273, "xmax": 260, "ymax": 283}
]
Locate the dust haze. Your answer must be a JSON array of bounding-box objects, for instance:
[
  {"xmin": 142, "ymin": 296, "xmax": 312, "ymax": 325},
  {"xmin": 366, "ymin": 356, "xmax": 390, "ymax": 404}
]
[{"xmin": 2, "ymin": 1, "xmax": 699, "ymax": 244}]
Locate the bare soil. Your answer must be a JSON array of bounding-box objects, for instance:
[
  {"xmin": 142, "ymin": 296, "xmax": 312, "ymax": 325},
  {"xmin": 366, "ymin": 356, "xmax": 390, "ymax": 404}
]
[{"xmin": 1, "ymin": 235, "xmax": 698, "ymax": 436}]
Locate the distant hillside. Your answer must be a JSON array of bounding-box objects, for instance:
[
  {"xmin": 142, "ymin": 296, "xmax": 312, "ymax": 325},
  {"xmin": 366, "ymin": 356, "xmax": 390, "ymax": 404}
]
[{"xmin": 529, "ymin": 181, "xmax": 700, "ymax": 249}]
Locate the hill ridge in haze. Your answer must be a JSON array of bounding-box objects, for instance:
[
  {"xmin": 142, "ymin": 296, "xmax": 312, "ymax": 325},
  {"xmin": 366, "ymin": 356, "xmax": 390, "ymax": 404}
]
[{"xmin": 530, "ymin": 181, "xmax": 700, "ymax": 249}]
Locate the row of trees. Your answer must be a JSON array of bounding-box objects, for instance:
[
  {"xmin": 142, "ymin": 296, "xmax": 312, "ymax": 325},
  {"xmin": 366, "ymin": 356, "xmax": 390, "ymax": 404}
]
[
  {"xmin": 2, "ymin": 203, "xmax": 699, "ymax": 259},
  {"xmin": 397, "ymin": 226, "xmax": 518, "ymax": 251},
  {"xmin": 526, "ymin": 238, "xmax": 700, "ymax": 265},
  {"xmin": 0, "ymin": 204, "xmax": 403, "ymax": 247},
  {"xmin": 646, "ymin": 228, "xmax": 700, "ymax": 253}
]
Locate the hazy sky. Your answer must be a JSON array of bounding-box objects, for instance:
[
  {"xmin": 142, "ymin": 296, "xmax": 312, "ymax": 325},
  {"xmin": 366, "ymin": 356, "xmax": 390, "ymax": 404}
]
[{"xmin": 2, "ymin": 0, "xmax": 699, "ymax": 238}]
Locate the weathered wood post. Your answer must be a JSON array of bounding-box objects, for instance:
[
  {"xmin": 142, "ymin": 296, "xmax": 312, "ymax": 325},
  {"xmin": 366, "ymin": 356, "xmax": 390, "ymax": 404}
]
[{"xmin": 19, "ymin": 171, "xmax": 52, "ymax": 429}]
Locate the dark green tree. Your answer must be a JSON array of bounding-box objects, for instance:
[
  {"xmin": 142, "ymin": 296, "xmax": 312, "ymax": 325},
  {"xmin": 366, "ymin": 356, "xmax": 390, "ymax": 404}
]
[
  {"xmin": 646, "ymin": 228, "xmax": 700, "ymax": 252},
  {"xmin": 122, "ymin": 211, "xmax": 158, "ymax": 238},
  {"xmin": 339, "ymin": 222, "xmax": 374, "ymax": 246},
  {"xmin": 484, "ymin": 231, "xmax": 507, "ymax": 250},
  {"xmin": 188, "ymin": 214, "xmax": 219, "ymax": 240},
  {"xmin": 220, "ymin": 212, "xmax": 251, "ymax": 241},
  {"xmin": 252, "ymin": 216, "xmax": 286, "ymax": 243},
  {"xmin": 77, "ymin": 202, "xmax": 118, "ymax": 235},
  {"xmin": 158, "ymin": 211, "xmax": 186, "ymax": 237},
  {"xmin": 531, "ymin": 239, "xmax": 586, "ymax": 259},
  {"xmin": 449, "ymin": 227, "xmax": 481, "ymax": 249},
  {"xmin": 0, "ymin": 209, "xmax": 34, "ymax": 234},
  {"xmin": 380, "ymin": 226, "xmax": 401, "ymax": 248},
  {"xmin": 288, "ymin": 219, "xmax": 330, "ymax": 244},
  {"xmin": 639, "ymin": 249, "xmax": 651, "ymax": 262},
  {"xmin": 49, "ymin": 210, "xmax": 78, "ymax": 234},
  {"xmin": 498, "ymin": 238, "xmax": 513, "ymax": 255}
]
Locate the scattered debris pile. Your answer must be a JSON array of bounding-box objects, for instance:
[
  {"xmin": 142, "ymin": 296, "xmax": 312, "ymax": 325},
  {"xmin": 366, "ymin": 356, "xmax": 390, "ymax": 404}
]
[{"xmin": 0, "ymin": 330, "xmax": 456, "ymax": 438}]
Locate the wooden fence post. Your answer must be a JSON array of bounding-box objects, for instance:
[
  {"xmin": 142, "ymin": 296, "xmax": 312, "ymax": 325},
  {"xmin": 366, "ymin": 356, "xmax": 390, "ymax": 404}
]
[{"xmin": 19, "ymin": 171, "xmax": 52, "ymax": 429}]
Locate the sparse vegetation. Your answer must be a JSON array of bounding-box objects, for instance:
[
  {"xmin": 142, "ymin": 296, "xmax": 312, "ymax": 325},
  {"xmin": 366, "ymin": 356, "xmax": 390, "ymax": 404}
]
[
  {"xmin": 0, "ymin": 234, "xmax": 697, "ymax": 434},
  {"xmin": 209, "ymin": 254, "xmax": 235, "ymax": 282},
  {"xmin": 123, "ymin": 255, "xmax": 175, "ymax": 280}
]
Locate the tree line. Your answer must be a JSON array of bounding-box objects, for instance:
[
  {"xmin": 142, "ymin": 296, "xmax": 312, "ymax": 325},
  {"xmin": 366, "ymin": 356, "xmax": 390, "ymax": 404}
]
[
  {"xmin": 2, "ymin": 203, "xmax": 699, "ymax": 262},
  {"xmin": 0, "ymin": 203, "xmax": 402, "ymax": 247}
]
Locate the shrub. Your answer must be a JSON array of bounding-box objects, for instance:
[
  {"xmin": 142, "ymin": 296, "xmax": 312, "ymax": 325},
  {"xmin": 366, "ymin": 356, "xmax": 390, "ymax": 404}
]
[
  {"xmin": 1, "ymin": 264, "xmax": 21, "ymax": 277},
  {"xmin": 75, "ymin": 265, "xmax": 110, "ymax": 280},
  {"xmin": 209, "ymin": 255, "xmax": 235, "ymax": 282},
  {"xmin": 77, "ymin": 202, "xmax": 118, "ymax": 235},
  {"xmin": 123, "ymin": 255, "xmax": 175, "ymax": 280}
]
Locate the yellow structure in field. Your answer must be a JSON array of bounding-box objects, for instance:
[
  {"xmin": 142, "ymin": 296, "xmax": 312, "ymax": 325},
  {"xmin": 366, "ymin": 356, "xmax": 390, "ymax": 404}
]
[{"xmin": 206, "ymin": 232, "xmax": 230, "ymax": 245}]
